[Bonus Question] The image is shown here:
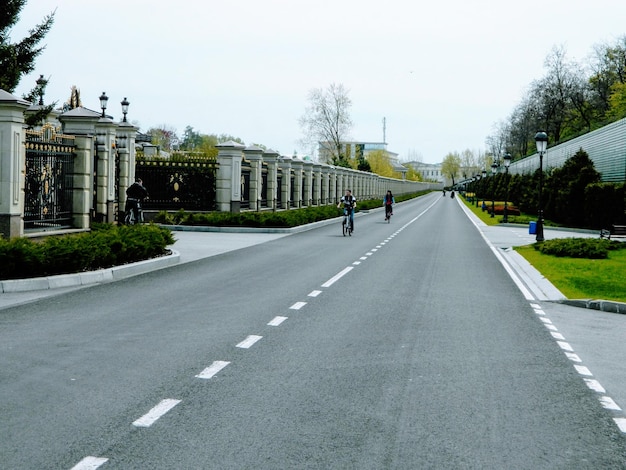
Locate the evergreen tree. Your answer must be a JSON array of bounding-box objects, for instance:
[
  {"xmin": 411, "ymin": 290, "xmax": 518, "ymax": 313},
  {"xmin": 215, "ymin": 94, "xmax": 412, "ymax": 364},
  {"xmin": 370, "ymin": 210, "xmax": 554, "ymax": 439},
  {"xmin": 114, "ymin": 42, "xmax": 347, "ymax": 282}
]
[{"xmin": 0, "ymin": 1, "xmax": 55, "ymax": 92}]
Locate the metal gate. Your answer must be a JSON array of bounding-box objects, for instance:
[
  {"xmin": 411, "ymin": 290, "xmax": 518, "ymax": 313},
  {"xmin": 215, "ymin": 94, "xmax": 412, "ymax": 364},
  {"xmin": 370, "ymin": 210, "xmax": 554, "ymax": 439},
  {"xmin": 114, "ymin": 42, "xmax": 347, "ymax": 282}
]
[{"xmin": 24, "ymin": 124, "xmax": 75, "ymax": 231}]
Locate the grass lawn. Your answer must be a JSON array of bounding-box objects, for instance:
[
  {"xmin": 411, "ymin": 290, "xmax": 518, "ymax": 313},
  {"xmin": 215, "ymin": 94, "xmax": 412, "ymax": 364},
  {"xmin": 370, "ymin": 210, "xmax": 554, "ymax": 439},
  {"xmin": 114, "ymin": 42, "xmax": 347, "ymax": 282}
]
[
  {"xmin": 458, "ymin": 195, "xmax": 501, "ymax": 226},
  {"xmin": 515, "ymin": 245, "xmax": 626, "ymax": 303}
]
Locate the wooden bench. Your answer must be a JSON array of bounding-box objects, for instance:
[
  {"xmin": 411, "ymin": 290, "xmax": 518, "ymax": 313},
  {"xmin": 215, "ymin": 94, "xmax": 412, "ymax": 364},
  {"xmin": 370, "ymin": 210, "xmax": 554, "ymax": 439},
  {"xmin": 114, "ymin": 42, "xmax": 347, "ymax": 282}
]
[{"xmin": 600, "ymin": 224, "xmax": 626, "ymax": 240}]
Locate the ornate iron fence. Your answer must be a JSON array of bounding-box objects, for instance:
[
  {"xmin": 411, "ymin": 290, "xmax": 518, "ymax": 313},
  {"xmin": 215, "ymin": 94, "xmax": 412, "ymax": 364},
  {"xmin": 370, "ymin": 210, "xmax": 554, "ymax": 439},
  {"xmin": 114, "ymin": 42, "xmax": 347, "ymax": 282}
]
[
  {"xmin": 24, "ymin": 124, "xmax": 75, "ymax": 231},
  {"xmin": 136, "ymin": 159, "xmax": 217, "ymax": 211}
]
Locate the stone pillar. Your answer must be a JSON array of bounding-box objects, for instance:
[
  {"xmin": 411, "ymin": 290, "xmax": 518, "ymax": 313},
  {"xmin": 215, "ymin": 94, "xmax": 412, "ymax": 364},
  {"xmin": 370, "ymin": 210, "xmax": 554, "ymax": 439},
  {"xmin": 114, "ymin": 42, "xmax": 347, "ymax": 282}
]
[
  {"xmin": 291, "ymin": 157, "xmax": 304, "ymax": 208},
  {"xmin": 71, "ymin": 135, "xmax": 94, "ymax": 229},
  {"xmin": 303, "ymin": 159, "xmax": 314, "ymax": 206},
  {"xmin": 0, "ymin": 90, "xmax": 30, "ymax": 239},
  {"xmin": 216, "ymin": 140, "xmax": 245, "ymax": 212},
  {"xmin": 116, "ymin": 120, "xmax": 137, "ymax": 221},
  {"xmin": 321, "ymin": 165, "xmax": 330, "ymax": 205},
  {"xmin": 313, "ymin": 162, "xmax": 323, "ymax": 205},
  {"xmin": 59, "ymin": 107, "xmax": 100, "ymax": 221},
  {"xmin": 93, "ymin": 117, "xmax": 118, "ymax": 222},
  {"xmin": 244, "ymin": 145, "xmax": 263, "ymax": 211},
  {"xmin": 329, "ymin": 167, "xmax": 337, "ymax": 204},
  {"xmin": 263, "ymin": 149, "xmax": 279, "ymax": 211},
  {"xmin": 278, "ymin": 156, "xmax": 292, "ymax": 209}
]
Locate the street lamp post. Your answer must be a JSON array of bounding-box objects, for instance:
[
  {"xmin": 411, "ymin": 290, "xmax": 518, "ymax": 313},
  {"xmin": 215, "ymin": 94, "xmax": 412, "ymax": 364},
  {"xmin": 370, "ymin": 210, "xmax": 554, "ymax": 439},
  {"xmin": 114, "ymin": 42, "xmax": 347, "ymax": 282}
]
[
  {"xmin": 490, "ymin": 160, "xmax": 498, "ymax": 218},
  {"xmin": 502, "ymin": 153, "xmax": 511, "ymax": 223},
  {"xmin": 481, "ymin": 169, "xmax": 487, "ymax": 210},
  {"xmin": 535, "ymin": 132, "xmax": 548, "ymax": 242},
  {"xmin": 99, "ymin": 92, "xmax": 108, "ymax": 118},
  {"xmin": 121, "ymin": 97, "xmax": 130, "ymax": 122},
  {"xmin": 475, "ymin": 174, "xmax": 481, "ymax": 207}
]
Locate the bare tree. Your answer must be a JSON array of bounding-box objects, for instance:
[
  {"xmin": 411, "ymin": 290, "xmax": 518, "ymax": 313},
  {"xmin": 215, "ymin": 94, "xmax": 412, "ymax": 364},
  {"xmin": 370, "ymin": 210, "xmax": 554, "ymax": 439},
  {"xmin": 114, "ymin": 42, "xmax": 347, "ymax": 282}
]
[{"xmin": 299, "ymin": 83, "xmax": 353, "ymax": 166}]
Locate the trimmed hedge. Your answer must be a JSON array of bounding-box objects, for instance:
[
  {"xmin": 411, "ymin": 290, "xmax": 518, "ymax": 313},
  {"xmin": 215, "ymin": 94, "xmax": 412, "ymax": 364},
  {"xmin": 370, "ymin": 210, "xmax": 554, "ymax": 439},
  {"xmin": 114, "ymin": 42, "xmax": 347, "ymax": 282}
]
[
  {"xmin": 0, "ymin": 224, "xmax": 175, "ymax": 281},
  {"xmin": 154, "ymin": 191, "xmax": 431, "ymax": 227},
  {"xmin": 532, "ymin": 237, "xmax": 625, "ymax": 259}
]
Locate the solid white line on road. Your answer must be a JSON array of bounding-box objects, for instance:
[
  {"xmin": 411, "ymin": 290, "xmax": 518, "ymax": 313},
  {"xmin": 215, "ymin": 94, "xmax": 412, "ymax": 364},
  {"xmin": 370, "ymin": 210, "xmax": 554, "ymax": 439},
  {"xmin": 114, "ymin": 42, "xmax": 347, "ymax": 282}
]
[
  {"xmin": 584, "ymin": 378, "xmax": 606, "ymax": 393},
  {"xmin": 290, "ymin": 302, "xmax": 307, "ymax": 310},
  {"xmin": 574, "ymin": 365, "xmax": 593, "ymax": 376},
  {"xmin": 268, "ymin": 316, "xmax": 288, "ymax": 326},
  {"xmin": 236, "ymin": 335, "xmax": 263, "ymax": 349},
  {"xmin": 195, "ymin": 360, "xmax": 230, "ymax": 379},
  {"xmin": 308, "ymin": 290, "xmax": 322, "ymax": 297},
  {"xmin": 614, "ymin": 418, "xmax": 626, "ymax": 433},
  {"xmin": 557, "ymin": 341, "xmax": 574, "ymax": 352},
  {"xmin": 600, "ymin": 396, "xmax": 622, "ymax": 411},
  {"xmin": 550, "ymin": 332, "xmax": 565, "ymax": 340},
  {"xmin": 71, "ymin": 456, "xmax": 109, "ymax": 470},
  {"xmin": 321, "ymin": 266, "xmax": 353, "ymax": 287},
  {"xmin": 133, "ymin": 398, "xmax": 181, "ymax": 428}
]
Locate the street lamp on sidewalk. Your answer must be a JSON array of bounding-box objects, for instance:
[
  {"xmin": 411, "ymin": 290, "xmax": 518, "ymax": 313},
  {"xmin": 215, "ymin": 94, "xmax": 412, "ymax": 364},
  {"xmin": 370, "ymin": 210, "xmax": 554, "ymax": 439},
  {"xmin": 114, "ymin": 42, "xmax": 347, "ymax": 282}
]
[
  {"xmin": 490, "ymin": 160, "xmax": 498, "ymax": 218},
  {"xmin": 503, "ymin": 153, "xmax": 511, "ymax": 223},
  {"xmin": 475, "ymin": 173, "xmax": 481, "ymax": 207},
  {"xmin": 535, "ymin": 132, "xmax": 548, "ymax": 242}
]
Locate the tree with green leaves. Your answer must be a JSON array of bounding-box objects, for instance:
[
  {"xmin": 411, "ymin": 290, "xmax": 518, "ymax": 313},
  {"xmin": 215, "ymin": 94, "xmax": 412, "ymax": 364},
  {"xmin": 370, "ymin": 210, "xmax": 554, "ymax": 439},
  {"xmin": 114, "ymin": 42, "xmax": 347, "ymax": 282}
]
[
  {"xmin": 441, "ymin": 152, "xmax": 461, "ymax": 187},
  {"xmin": 1, "ymin": 1, "xmax": 55, "ymax": 92}
]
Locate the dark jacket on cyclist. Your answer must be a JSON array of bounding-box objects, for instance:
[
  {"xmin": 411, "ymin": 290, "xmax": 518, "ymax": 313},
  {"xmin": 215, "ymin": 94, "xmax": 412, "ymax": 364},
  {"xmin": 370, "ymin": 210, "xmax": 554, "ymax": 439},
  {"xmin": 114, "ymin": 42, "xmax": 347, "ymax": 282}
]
[
  {"xmin": 337, "ymin": 190, "xmax": 357, "ymax": 230},
  {"xmin": 383, "ymin": 191, "xmax": 395, "ymax": 218},
  {"xmin": 126, "ymin": 179, "xmax": 148, "ymax": 201},
  {"xmin": 125, "ymin": 178, "xmax": 148, "ymax": 222}
]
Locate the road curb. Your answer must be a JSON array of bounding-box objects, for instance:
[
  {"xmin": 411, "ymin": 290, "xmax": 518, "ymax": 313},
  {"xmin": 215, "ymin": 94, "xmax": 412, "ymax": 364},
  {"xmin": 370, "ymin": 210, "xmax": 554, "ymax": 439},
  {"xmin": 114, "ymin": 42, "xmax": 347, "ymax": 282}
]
[{"xmin": 0, "ymin": 250, "xmax": 180, "ymax": 293}]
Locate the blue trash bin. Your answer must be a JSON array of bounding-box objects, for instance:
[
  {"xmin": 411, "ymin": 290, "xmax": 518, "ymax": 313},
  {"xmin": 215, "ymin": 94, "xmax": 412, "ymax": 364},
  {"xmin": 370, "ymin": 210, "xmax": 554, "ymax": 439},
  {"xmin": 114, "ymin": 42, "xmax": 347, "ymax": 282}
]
[{"xmin": 529, "ymin": 221, "xmax": 537, "ymax": 235}]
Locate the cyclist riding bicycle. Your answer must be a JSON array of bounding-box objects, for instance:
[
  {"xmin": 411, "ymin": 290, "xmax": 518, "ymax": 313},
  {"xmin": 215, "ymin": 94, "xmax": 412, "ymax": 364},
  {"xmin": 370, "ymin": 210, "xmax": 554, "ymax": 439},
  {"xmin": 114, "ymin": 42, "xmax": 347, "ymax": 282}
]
[
  {"xmin": 337, "ymin": 189, "xmax": 357, "ymax": 231},
  {"xmin": 125, "ymin": 177, "xmax": 148, "ymax": 224},
  {"xmin": 383, "ymin": 190, "xmax": 395, "ymax": 221}
]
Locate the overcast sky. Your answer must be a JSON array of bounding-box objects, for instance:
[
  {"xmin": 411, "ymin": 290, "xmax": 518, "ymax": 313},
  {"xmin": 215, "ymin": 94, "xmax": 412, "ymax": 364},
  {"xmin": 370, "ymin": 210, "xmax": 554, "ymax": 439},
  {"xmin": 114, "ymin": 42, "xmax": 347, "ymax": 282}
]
[{"xmin": 12, "ymin": 0, "xmax": 626, "ymax": 163}]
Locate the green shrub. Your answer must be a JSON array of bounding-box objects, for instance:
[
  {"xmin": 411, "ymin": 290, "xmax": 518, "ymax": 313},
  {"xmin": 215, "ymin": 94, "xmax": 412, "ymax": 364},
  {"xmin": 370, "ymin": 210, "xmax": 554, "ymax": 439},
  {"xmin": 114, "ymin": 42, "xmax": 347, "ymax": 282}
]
[
  {"xmin": 0, "ymin": 224, "xmax": 175, "ymax": 281},
  {"xmin": 533, "ymin": 237, "xmax": 624, "ymax": 259},
  {"xmin": 153, "ymin": 191, "xmax": 432, "ymax": 227}
]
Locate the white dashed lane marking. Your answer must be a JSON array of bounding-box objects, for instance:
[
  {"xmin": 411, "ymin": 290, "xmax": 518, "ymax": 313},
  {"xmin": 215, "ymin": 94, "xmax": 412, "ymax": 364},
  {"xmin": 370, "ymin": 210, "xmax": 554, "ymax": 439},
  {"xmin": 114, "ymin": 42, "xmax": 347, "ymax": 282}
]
[
  {"xmin": 268, "ymin": 316, "xmax": 288, "ymax": 326},
  {"xmin": 321, "ymin": 267, "xmax": 353, "ymax": 287},
  {"xmin": 236, "ymin": 335, "xmax": 263, "ymax": 349},
  {"xmin": 132, "ymin": 398, "xmax": 181, "ymax": 428},
  {"xmin": 531, "ymin": 302, "xmax": 626, "ymax": 434},
  {"xmin": 71, "ymin": 456, "xmax": 109, "ymax": 470},
  {"xmin": 290, "ymin": 302, "xmax": 307, "ymax": 310},
  {"xmin": 195, "ymin": 360, "xmax": 230, "ymax": 379}
]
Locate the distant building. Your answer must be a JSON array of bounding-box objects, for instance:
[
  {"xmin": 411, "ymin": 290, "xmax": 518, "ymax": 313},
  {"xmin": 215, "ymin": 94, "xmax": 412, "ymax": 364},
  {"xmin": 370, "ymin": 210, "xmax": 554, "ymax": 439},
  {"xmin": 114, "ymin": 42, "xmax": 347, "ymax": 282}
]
[
  {"xmin": 318, "ymin": 140, "xmax": 407, "ymax": 178},
  {"xmin": 405, "ymin": 161, "xmax": 445, "ymax": 183}
]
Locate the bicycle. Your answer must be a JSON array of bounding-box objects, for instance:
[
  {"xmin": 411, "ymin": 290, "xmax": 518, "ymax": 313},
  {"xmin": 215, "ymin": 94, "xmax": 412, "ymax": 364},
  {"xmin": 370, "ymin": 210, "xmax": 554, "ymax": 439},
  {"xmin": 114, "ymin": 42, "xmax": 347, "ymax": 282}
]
[
  {"xmin": 124, "ymin": 199, "xmax": 144, "ymax": 225},
  {"xmin": 384, "ymin": 205, "xmax": 393, "ymax": 223},
  {"xmin": 342, "ymin": 209, "xmax": 353, "ymax": 236}
]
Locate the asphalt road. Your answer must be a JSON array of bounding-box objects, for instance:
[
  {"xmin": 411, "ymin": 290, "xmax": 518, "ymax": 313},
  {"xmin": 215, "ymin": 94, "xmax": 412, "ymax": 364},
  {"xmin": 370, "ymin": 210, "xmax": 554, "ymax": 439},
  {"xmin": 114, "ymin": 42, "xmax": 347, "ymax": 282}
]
[{"xmin": 1, "ymin": 194, "xmax": 625, "ymax": 469}]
